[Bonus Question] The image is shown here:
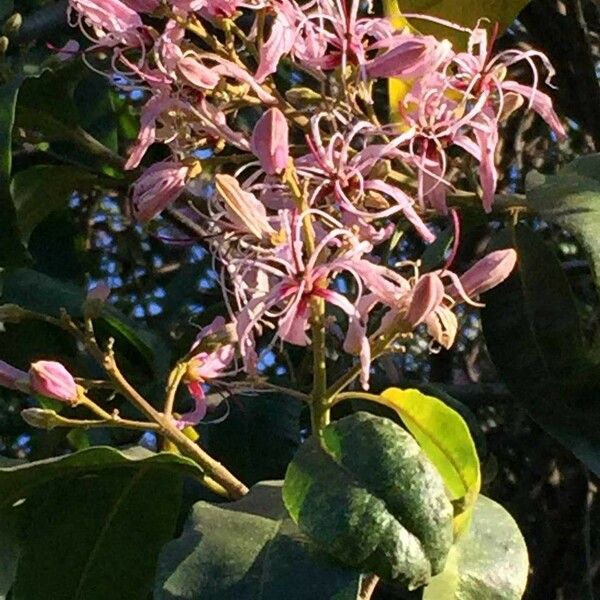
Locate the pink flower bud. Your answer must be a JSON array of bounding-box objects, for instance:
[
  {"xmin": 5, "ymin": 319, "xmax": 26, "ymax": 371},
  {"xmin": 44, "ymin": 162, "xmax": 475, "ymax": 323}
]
[
  {"xmin": 87, "ymin": 281, "xmax": 111, "ymax": 302},
  {"xmin": 0, "ymin": 360, "xmax": 30, "ymax": 392},
  {"xmin": 131, "ymin": 161, "xmax": 188, "ymax": 222},
  {"xmin": 406, "ymin": 274, "xmax": 445, "ymax": 327},
  {"xmin": 459, "ymin": 249, "xmax": 517, "ymax": 297},
  {"xmin": 366, "ymin": 36, "xmax": 452, "ymax": 80},
  {"xmin": 250, "ymin": 108, "xmax": 289, "ymax": 175},
  {"xmin": 29, "ymin": 361, "xmax": 78, "ymax": 404}
]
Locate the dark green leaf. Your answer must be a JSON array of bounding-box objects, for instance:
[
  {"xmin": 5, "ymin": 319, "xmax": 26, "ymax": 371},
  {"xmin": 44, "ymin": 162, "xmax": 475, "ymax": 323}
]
[
  {"xmin": 423, "ymin": 495, "xmax": 528, "ymax": 599},
  {"xmin": 481, "ymin": 224, "xmax": 600, "ymax": 474},
  {"xmin": 0, "ymin": 268, "xmax": 169, "ymax": 372},
  {"xmin": 0, "ymin": 508, "xmax": 21, "ymax": 600},
  {"xmin": 7, "ymin": 447, "xmax": 199, "ymax": 600},
  {"xmin": 11, "ymin": 165, "xmax": 97, "ymax": 242},
  {"xmin": 155, "ymin": 480, "xmax": 363, "ymax": 600},
  {"xmin": 283, "ymin": 412, "xmax": 453, "ymax": 587},
  {"xmin": 0, "ymin": 80, "xmax": 28, "ymax": 266},
  {"xmin": 525, "ymin": 155, "xmax": 600, "ymax": 296}
]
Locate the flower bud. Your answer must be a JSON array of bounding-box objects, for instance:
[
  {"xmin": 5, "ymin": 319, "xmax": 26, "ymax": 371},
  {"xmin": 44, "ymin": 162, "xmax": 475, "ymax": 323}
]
[
  {"xmin": 3, "ymin": 13, "xmax": 22, "ymax": 37},
  {"xmin": 87, "ymin": 282, "xmax": 111, "ymax": 302},
  {"xmin": 0, "ymin": 304, "xmax": 27, "ymax": 323},
  {"xmin": 0, "ymin": 36, "xmax": 8, "ymax": 55},
  {"xmin": 21, "ymin": 408, "xmax": 61, "ymax": 430},
  {"xmin": 459, "ymin": 249, "xmax": 517, "ymax": 297},
  {"xmin": 131, "ymin": 161, "xmax": 188, "ymax": 223},
  {"xmin": 29, "ymin": 361, "xmax": 78, "ymax": 404},
  {"xmin": 406, "ymin": 274, "xmax": 445, "ymax": 327},
  {"xmin": 250, "ymin": 108, "xmax": 289, "ymax": 175}
]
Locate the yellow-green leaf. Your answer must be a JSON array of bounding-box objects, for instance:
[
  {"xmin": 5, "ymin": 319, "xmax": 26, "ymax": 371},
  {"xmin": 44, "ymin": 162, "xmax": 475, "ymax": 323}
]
[
  {"xmin": 390, "ymin": 0, "xmax": 531, "ymax": 49},
  {"xmin": 379, "ymin": 388, "xmax": 480, "ymax": 534}
]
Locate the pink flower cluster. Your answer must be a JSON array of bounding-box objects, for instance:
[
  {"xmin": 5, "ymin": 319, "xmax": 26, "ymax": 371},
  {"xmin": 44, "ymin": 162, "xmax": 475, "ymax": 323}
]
[{"xmin": 62, "ymin": 0, "xmax": 565, "ymax": 412}]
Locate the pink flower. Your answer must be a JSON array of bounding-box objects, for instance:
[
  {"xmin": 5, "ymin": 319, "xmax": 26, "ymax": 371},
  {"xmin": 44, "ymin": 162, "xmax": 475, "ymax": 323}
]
[
  {"xmin": 131, "ymin": 161, "xmax": 188, "ymax": 222},
  {"xmin": 255, "ymin": 10, "xmax": 297, "ymax": 82},
  {"xmin": 0, "ymin": 360, "xmax": 30, "ymax": 393},
  {"xmin": 68, "ymin": 0, "xmax": 143, "ymax": 44},
  {"xmin": 178, "ymin": 318, "xmax": 235, "ymax": 427},
  {"xmin": 251, "ymin": 108, "xmax": 289, "ymax": 175},
  {"xmin": 177, "ymin": 55, "xmax": 221, "ymax": 90},
  {"xmin": 29, "ymin": 361, "xmax": 78, "ymax": 404},
  {"xmin": 122, "ymin": 0, "xmax": 159, "ymax": 11}
]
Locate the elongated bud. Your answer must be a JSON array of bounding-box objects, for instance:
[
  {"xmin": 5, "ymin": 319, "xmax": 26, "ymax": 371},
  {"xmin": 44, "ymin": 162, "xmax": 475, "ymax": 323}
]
[
  {"xmin": 250, "ymin": 108, "xmax": 289, "ymax": 175},
  {"xmin": 215, "ymin": 174, "xmax": 275, "ymax": 238},
  {"xmin": 0, "ymin": 304, "xmax": 27, "ymax": 323},
  {"xmin": 21, "ymin": 408, "xmax": 61, "ymax": 430},
  {"xmin": 459, "ymin": 249, "xmax": 517, "ymax": 297},
  {"xmin": 366, "ymin": 36, "xmax": 451, "ymax": 79},
  {"xmin": 286, "ymin": 87, "xmax": 321, "ymax": 106},
  {"xmin": 0, "ymin": 36, "xmax": 8, "ymax": 55},
  {"xmin": 29, "ymin": 361, "xmax": 78, "ymax": 404},
  {"xmin": 131, "ymin": 161, "xmax": 188, "ymax": 222},
  {"xmin": 3, "ymin": 13, "xmax": 22, "ymax": 36},
  {"xmin": 406, "ymin": 274, "xmax": 445, "ymax": 327},
  {"xmin": 0, "ymin": 360, "xmax": 30, "ymax": 393}
]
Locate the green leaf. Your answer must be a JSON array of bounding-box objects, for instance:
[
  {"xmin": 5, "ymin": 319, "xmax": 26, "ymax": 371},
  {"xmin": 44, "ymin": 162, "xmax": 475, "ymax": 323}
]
[
  {"xmin": 1, "ymin": 447, "xmax": 202, "ymax": 600},
  {"xmin": 0, "ymin": 268, "xmax": 169, "ymax": 373},
  {"xmin": 525, "ymin": 154, "xmax": 600, "ymax": 297},
  {"xmin": 481, "ymin": 224, "xmax": 600, "ymax": 475},
  {"xmin": 283, "ymin": 412, "xmax": 453, "ymax": 587},
  {"xmin": 379, "ymin": 388, "xmax": 480, "ymax": 534},
  {"xmin": 155, "ymin": 480, "xmax": 363, "ymax": 600},
  {"xmin": 11, "ymin": 165, "xmax": 98, "ymax": 242},
  {"xmin": 423, "ymin": 496, "xmax": 528, "ymax": 599},
  {"xmin": 389, "ymin": 0, "xmax": 530, "ymax": 49},
  {"xmin": 0, "ymin": 509, "xmax": 22, "ymax": 600},
  {"xmin": 0, "ymin": 80, "xmax": 28, "ymax": 267}
]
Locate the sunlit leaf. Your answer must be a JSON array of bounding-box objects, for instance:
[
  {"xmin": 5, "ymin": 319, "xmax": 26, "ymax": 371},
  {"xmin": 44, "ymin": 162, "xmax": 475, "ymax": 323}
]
[
  {"xmin": 380, "ymin": 388, "xmax": 480, "ymax": 534},
  {"xmin": 423, "ymin": 496, "xmax": 528, "ymax": 599}
]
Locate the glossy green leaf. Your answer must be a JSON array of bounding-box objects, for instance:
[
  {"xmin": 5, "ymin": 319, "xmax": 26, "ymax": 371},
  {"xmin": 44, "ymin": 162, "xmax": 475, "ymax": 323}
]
[
  {"xmin": 525, "ymin": 154, "xmax": 600, "ymax": 297},
  {"xmin": 283, "ymin": 412, "xmax": 453, "ymax": 587},
  {"xmin": 155, "ymin": 480, "xmax": 363, "ymax": 600},
  {"xmin": 379, "ymin": 388, "xmax": 480, "ymax": 533},
  {"xmin": 11, "ymin": 165, "xmax": 98, "ymax": 242},
  {"xmin": 423, "ymin": 495, "xmax": 528, "ymax": 599},
  {"xmin": 481, "ymin": 224, "xmax": 600, "ymax": 475},
  {"xmin": 6, "ymin": 447, "xmax": 199, "ymax": 600}
]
